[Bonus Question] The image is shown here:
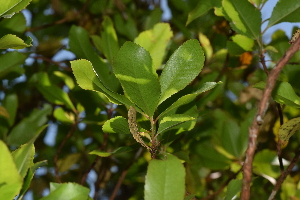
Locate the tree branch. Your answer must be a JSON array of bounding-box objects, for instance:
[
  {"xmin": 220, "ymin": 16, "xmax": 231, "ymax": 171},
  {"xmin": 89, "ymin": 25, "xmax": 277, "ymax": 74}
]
[{"xmin": 241, "ymin": 36, "xmax": 300, "ymax": 200}]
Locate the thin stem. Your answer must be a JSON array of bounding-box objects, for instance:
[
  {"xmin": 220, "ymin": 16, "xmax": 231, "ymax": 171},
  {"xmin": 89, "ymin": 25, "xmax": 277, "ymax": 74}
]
[{"xmin": 241, "ymin": 36, "xmax": 300, "ymax": 200}]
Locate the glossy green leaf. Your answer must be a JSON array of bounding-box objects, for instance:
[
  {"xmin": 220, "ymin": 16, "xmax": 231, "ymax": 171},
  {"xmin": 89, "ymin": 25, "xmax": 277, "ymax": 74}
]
[
  {"xmin": 186, "ymin": 0, "xmax": 221, "ymax": 25},
  {"xmin": 102, "ymin": 116, "xmax": 130, "ymax": 134},
  {"xmin": 0, "ymin": 34, "xmax": 32, "ymax": 49},
  {"xmin": 91, "ymin": 16, "xmax": 119, "ymax": 63},
  {"xmin": 159, "ymin": 39, "xmax": 204, "ymax": 104},
  {"xmin": 69, "ymin": 25, "xmax": 119, "ymax": 92},
  {"xmin": 114, "ymin": 41, "xmax": 161, "ymax": 116},
  {"xmin": 267, "ymin": 0, "xmax": 300, "ymax": 28},
  {"xmin": 157, "ymin": 114, "xmax": 195, "ymax": 135},
  {"xmin": 278, "ymin": 117, "xmax": 300, "ymax": 146},
  {"xmin": 222, "ymin": 0, "xmax": 261, "ymax": 40},
  {"xmin": 71, "ymin": 59, "xmax": 135, "ymax": 108},
  {"xmin": 89, "ymin": 146, "xmax": 134, "ymax": 157},
  {"xmin": 253, "ymin": 149, "xmax": 280, "ymax": 178},
  {"xmin": 7, "ymin": 104, "xmax": 51, "ymax": 146},
  {"xmin": 0, "ymin": 0, "xmax": 32, "ymax": 18},
  {"xmin": 12, "ymin": 143, "xmax": 35, "ymax": 178},
  {"xmin": 158, "ymin": 82, "xmax": 220, "ymax": 119},
  {"xmin": 225, "ymin": 179, "xmax": 242, "ymax": 200},
  {"xmin": 30, "ymin": 72, "xmax": 75, "ymax": 111},
  {"xmin": 134, "ymin": 23, "xmax": 173, "ymax": 69},
  {"xmin": 253, "ymin": 81, "xmax": 300, "ymax": 108},
  {"xmin": 145, "ymin": 154, "xmax": 185, "ymax": 200},
  {"xmin": 53, "ymin": 107, "xmax": 75, "ymax": 124},
  {"xmin": 0, "ymin": 140, "xmax": 22, "ymax": 199},
  {"xmin": 0, "ymin": 51, "xmax": 26, "ymax": 78},
  {"xmin": 40, "ymin": 182, "xmax": 90, "ymax": 200}
]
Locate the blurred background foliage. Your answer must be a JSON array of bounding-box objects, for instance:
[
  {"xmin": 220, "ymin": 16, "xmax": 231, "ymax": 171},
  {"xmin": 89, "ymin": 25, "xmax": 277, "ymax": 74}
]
[{"xmin": 1, "ymin": 0, "xmax": 300, "ymax": 199}]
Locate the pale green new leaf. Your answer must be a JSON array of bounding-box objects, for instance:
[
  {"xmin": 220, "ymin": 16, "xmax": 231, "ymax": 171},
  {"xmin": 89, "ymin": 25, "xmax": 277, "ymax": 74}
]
[
  {"xmin": 267, "ymin": 0, "xmax": 300, "ymax": 28},
  {"xmin": 158, "ymin": 82, "xmax": 220, "ymax": 119},
  {"xmin": 134, "ymin": 23, "xmax": 173, "ymax": 69},
  {"xmin": 102, "ymin": 116, "xmax": 131, "ymax": 134},
  {"xmin": 157, "ymin": 114, "xmax": 195, "ymax": 135},
  {"xmin": 145, "ymin": 154, "xmax": 185, "ymax": 200},
  {"xmin": 114, "ymin": 42, "xmax": 161, "ymax": 116},
  {"xmin": 12, "ymin": 143, "xmax": 35, "ymax": 178},
  {"xmin": 40, "ymin": 182, "xmax": 90, "ymax": 200},
  {"xmin": 0, "ymin": 140, "xmax": 23, "ymax": 200},
  {"xmin": 71, "ymin": 59, "xmax": 135, "ymax": 108},
  {"xmin": 159, "ymin": 39, "xmax": 204, "ymax": 104},
  {"xmin": 222, "ymin": 0, "xmax": 261, "ymax": 40},
  {"xmin": 0, "ymin": 0, "xmax": 32, "ymax": 18},
  {"xmin": 0, "ymin": 34, "xmax": 32, "ymax": 49}
]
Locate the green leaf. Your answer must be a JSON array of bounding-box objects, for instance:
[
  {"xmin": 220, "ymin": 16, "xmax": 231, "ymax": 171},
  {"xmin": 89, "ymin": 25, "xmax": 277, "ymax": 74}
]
[
  {"xmin": 222, "ymin": 0, "xmax": 261, "ymax": 40},
  {"xmin": 253, "ymin": 149, "xmax": 280, "ymax": 178},
  {"xmin": 278, "ymin": 117, "xmax": 300, "ymax": 146},
  {"xmin": 0, "ymin": 0, "xmax": 32, "ymax": 18},
  {"xmin": 71, "ymin": 59, "xmax": 135, "ymax": 107},
  {"xmin": 113, "ymin": 42, "xmax": 161, "ymax": 116},
  {"xmin": 0, "ymin": 13, "xmax": 27, "ymax": 35},
  {"xmin": 0, "ymin": 34, "xmax": 32, "ymax": 49},
  {"xmin": 0, "ymin": 140, "xmax": 22, "ymax": 199},
  {"xmin": 53, "ymin": 71, "xmax": 75, "ymax": 90},
  {"xmin": 40, "ymin": 182, "xmax": 90, "ymax": 200},
  {"xmin": 7, "ymin": 104, "xmax": 51, "ymax": 146},
  {"xmin": 186, "ymin": 0, "xmax": 221, "ymax": 25},
  {"xmin": 89, "ymin": 146, "xmax": 134, "ymax": 157},
  {"xmin": 91, "ymin": 16, "xmax": 119, "ymax": 64},
  {"xmin": 145, "ymin": 154, "xmax": 185, "ymax": 200},
  {"xmin": 157, "ymin": 114, "xmax": 195, "ymax": 135},
  {"xmin": 12, "ymin": 143, "xmax": 35, "ymax": 178},
  {"xmin": 69, "ymin": 25, "xmax": 120, "ymax": 92},
  {"xmin": 53, "ymin": 107, "xmax": 75, "ymax": 124},
  {"xmin": 30, "ymin": 72, "xmax": 75, "ymax": 111},
  {"xmin": 102, "ymin": 116, "xmax": 130, "ymax": 134},
  {"xmin": 227, "ymin": 34, "xmax": 254, "ymax": 55},
  {"xmin": 159, "ymin": 39, "xmax": 204, "ymax": 104},
  {"xmin": 267, "ymin": 0, "xmax": 300, "ymax": 28},
  {"xmin": 134, "ymin": 23, "xmax": 173, "ymax": 69},
  {"xmin": 253, "ymin": 81, "xmax": 300, "ymax": 108},
  {"xmin": 0, "ymin": 51, "xmax": 26, "ymax": 79},
  {"xmin": 225, "ymin": 179, "xmax": 242, "ymax": 200},
  {"xmin": 57, "ymin": 153, "xmax": 81, "ymax": 173},
  {"xmin": 158, "ymin": 82, "xmax": 220, "ymax": 119}
]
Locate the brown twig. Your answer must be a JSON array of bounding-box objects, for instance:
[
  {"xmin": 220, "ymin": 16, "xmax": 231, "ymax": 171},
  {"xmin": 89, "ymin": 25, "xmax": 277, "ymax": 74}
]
[
  {"xmin": 109, "ymin": 147, "xmax": 144, "ymax": 200},
  {"xmin": 268, "ymin": 146, "xmax": 300, "ymax": 200},
  {"xmin": 241, "ymin": 36, "xmax": 300, "ymax": 200},
  {"xmin": 26, "ymin": 0, "xmax": 91, "ymax": 32}
]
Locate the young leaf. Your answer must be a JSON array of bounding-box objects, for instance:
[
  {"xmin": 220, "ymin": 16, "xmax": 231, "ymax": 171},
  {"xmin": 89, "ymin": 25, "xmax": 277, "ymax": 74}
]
[
  {"xmin": 159, "ymin": 39, "xmax": 205, "ymax": 104},
  {"xmin": 278, "ymin": 117, "xmax": 300, "ymax": 146},
  {"xmin": 69, "ymin": 25, "xmax": 120, "ymax": 92},
  {"xmin": 0, "ymin": 34, "xmax": 32, "ymax": 49},
  {"xmin": 102, "ymin": 116, "xmax": 131, "ymax": 134},
  {"xmin": 157, "ymin": 114, "xmax": 195, "ymax": 135},
  {"xmin": 134, "ymin": 23, "xmax": 173, "ymax": 69},
  {"xmin": 91, "ymin": 16, "xmax": 119, "ymax": 64},
  {"xmin": 222, "ymin": 0, "xmax": 261, "ymax": 40},
  {"xmin": 40, "ymin": 182, "xmax": 90, "ymax": 200},
  {"xmin": 71, "ymin": 59, "xmax": 136, "ymax": 108},
  {"xmin": 0, "ymin": 140, "xmax": 22, "ymax": 200},
  {"xmin": 145, "ymin": 154, "xmax": 185, "ymax": 200},
  {"xmin": 113, "ymin": 42, "xmax": 161, "ymax": 116},
  {"xmin": 267, "ymin": 0, "xmax": 300, "ymax": 28}
]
